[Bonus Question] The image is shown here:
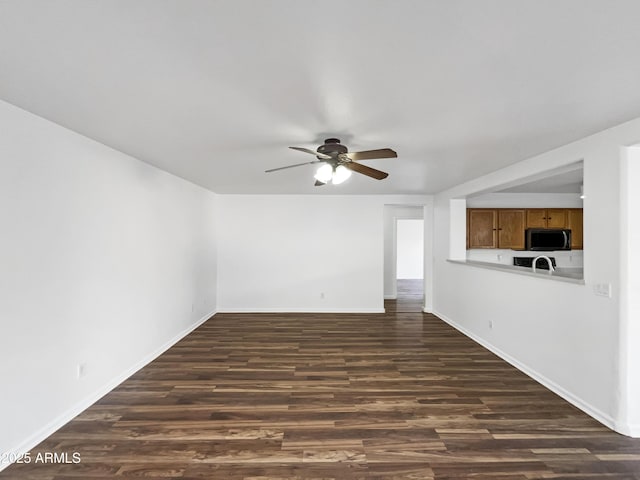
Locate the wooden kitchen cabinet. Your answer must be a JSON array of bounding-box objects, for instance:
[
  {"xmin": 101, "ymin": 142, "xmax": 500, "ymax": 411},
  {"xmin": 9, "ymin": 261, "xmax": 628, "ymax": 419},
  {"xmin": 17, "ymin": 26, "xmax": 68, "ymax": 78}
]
[
  {"xmin": 467, "ymin": 207, "xmax": 582, "ymax": 250},
  {"xmin": 567, "ymin": 208, "xmax": 583, "ymax": 249},
  {"xmin": 525, "ymin": 208, "xmax": 567, "ymax": 228},
  {"xmin": 468, "ymin": 209, "xmax": 497, "ymax": 248},
  {"xmin": 498, "ymin": 209, "xmax": 526, "ymax": 249},
  {"xmin": 525, "ymin": 208, "xmax": 546, "ymax": 228},
  {"xmin": 467, "ymin": 209, "xmax": 525, "ymax": 249}
]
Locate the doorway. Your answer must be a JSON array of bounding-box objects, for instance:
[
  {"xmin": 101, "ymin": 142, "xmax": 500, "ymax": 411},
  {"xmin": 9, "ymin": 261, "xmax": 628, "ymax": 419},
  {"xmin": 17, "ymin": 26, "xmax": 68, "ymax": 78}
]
[
  {"xmin": 394, "ymin": 218, "xmax": 424, "ymax": 312},
  {"xmin": 383, "ymin": 204, "xmax": 431, "ymax": 313}
]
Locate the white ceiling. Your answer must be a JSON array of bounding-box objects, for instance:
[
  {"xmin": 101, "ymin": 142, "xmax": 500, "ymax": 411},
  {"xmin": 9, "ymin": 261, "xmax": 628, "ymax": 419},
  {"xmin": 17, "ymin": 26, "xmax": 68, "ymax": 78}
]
[
  {"xmin": 498, "ymin": 168, "xmax": 583, "ymax": 194},
  {"xmin": 1, "ymin": 1, "xmax": 640, "ymax": 195}
]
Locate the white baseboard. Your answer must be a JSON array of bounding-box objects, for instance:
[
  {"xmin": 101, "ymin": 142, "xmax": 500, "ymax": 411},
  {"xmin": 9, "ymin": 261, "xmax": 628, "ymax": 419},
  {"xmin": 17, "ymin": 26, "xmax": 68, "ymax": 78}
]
[
  {"xmin": 610, "ymin": 420, "xmax": 640, "ymax": 438},
  {"xmin": 0, "ymin": 309, "xmax": 217, "ymax": 473},
  {"xmin": 384, "ymin": 295, "xmax": 397, "ymax": 300},
  {"xmin": 623, "ymin": 423, "xmax": 640, "ymax": 437},
  {"xmin": 217, "ymin": 307, "xmax": 385, "ymax": 314},
  {"xmin": 432, "ymin": 308, "xmax": 624, "ymax": 436}
]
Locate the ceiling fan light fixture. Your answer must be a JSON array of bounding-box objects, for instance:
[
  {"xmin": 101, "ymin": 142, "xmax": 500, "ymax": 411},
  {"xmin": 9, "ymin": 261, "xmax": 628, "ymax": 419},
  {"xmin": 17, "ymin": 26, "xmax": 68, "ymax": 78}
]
[
  {"xmin": 269, "ymin": 139, "xmax": 395, "ymax": 186},
  {"xmin": 314, "ymin": 163, "xmax": 333, "ymax": 183},
  {"xmin": 332, "ymin": 165, "xmax": 352, "ymax": 185}
]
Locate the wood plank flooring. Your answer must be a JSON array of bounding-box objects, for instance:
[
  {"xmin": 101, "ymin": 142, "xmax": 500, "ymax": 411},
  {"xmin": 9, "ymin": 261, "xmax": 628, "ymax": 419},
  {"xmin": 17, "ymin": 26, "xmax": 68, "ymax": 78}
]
[
  {"xmin": 3, "ymin": 281, "xmax": 640, "ymax": 479},
  {"xmin": 386, "ymin": 279, "xmax": 424, "ymax": 314}
]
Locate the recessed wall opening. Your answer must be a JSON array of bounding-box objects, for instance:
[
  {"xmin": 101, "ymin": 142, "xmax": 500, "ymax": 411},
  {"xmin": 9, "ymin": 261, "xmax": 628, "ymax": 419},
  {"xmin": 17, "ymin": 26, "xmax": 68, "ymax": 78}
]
[{"xmin": 451, "ymin": 161, "xmax": 585, "ymax": 281}]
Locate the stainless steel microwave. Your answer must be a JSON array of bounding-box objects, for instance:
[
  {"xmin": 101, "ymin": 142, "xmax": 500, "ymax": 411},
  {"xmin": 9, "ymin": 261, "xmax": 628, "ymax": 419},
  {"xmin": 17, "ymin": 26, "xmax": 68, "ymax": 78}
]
[{"xmin": 525, "ymin": 228, "xmax": 572, "ymax": 251}]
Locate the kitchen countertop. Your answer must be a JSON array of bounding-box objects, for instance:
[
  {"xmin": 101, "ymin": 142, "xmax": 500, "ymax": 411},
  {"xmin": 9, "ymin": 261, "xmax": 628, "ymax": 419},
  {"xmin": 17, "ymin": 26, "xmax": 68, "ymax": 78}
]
[{"xmin": 447, "ymin": 259, "xmax": 585, "ymax": 284}]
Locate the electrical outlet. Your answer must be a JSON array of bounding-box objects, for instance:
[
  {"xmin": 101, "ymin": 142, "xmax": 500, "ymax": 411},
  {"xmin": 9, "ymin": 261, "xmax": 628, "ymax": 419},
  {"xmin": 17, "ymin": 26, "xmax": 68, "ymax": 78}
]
[
  {"xmin": 77, "ymin": 363, "xmax": 87, "ymax": 379},
  {"xmin": 320, "ymin": 292, "xmax": 325, "ymax": 299},
  {"xmin": 488, "ymin": 320, "xmax": 493, "ymax": 329},
  {"xmin": 593, "ymin": 283, "xmax": 612, "ymax": 298}
]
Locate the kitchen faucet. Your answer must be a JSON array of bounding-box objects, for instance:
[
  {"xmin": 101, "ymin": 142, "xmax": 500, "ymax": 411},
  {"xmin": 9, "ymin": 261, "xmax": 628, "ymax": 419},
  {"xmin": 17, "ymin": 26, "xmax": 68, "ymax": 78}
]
[{"xmin": 532, "ymin": 255, "xmax": 555, "ymax": 273}]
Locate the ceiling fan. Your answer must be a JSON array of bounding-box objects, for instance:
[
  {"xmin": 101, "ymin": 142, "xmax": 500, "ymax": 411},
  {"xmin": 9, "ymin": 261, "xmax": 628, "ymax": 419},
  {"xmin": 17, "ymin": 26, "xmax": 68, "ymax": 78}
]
[{"xmin": 265, "ymin": 138, "xmax": 397, "ymax": 186}]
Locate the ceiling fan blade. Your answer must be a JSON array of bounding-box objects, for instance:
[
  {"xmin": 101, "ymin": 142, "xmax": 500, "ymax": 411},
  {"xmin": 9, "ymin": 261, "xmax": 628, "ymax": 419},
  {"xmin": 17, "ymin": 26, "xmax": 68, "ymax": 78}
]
[
  {"xmin": 344, "ymin": 161, "xmax": 389, "ymax": 180},
  {"xmin": 265, "ymin": 160, "xmax": 323, "ymax": 173},
  {"xmin": 344, "ymin": 148, "xmax": 397, "ymax": 161},
  {"xmin": 314, "ymin": 180, "xmax": 326, "ymax": 186},
  {"xmin": 289, "ymin": 146, "xmax": 332, "ymax": 159}
]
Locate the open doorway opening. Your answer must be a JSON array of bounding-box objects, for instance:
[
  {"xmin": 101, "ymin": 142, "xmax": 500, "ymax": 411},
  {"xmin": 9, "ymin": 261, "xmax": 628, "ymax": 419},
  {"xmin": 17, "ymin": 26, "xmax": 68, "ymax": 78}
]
[
  {"xmin": 383, "ymin": 204, "xmax": 428, "ymax": 313},
  {"xmin": 395, "ymin": 218, "xmax": 424, "ymax": 311}
]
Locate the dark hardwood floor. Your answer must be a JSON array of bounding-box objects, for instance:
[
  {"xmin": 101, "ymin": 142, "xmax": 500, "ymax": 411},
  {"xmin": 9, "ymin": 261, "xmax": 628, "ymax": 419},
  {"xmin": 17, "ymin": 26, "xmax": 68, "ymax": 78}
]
[
  {"xmin": 386, "ymin": 279, "xmax": 424, "ymax": 314},
  {"xmin": 3, "ymin": 281, "xmax": 640, "ymax": 479}
]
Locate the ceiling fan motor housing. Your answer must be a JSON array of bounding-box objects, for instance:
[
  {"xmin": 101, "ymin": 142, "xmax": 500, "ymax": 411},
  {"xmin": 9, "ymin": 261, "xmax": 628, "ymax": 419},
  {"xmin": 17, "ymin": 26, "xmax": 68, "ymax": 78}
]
[{"xmin": 316, "ymin": 138, "xmax": 347, "ymax": 161}]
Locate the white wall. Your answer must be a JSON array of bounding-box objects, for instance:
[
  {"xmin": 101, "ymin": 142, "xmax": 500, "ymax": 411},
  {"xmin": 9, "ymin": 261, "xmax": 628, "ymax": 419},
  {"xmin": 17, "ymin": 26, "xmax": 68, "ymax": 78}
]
[
  {"xmin": 396, "ymin": 219, "xmax": 424, "ymax": 279},
  {"xmin": 467, "ymin": 192, "xmax": 583, "ymax": 208},
  {"xmin": 432, "ymin": 116, "xmax": 640, "ymax": 436},
  {"xmin": 620, "ymin": 146, "xmax": 640, "ymax": 431},
  {"xmin": 0, "ymin": 100, "xmax": 218, "ymax": 461},
  {"xmin": 218, "ymin": 195, "xmax": 428, "ymax": 312}
]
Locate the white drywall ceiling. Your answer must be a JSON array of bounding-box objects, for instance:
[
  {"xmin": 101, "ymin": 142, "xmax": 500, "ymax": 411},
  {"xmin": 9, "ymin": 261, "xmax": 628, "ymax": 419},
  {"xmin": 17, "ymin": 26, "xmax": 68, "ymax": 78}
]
[{"xmin": 1, "ymin": 0, "xmax": 640, "ymax": 194}]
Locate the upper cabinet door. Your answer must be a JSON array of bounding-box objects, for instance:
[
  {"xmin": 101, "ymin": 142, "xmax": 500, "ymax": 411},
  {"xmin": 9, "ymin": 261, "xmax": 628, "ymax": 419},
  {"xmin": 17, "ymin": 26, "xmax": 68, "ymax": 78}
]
[
  {"xmin": 468, "ymin": 209, "xmax": 497, "ymax": 248},
  {"xmin": 546, "ymin": 209, "xmax": 568, "ymax": 228},
  {"xmin": 498, "ymin": 209, "xmax": 525, "ymax": 249},
  {"xmin": 526, "ymin": 208, "xmax": 568, "ymax": 228},
  {"xmin": 526, "ymin": 209, "xmax": 547, "ymax": 228}
]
